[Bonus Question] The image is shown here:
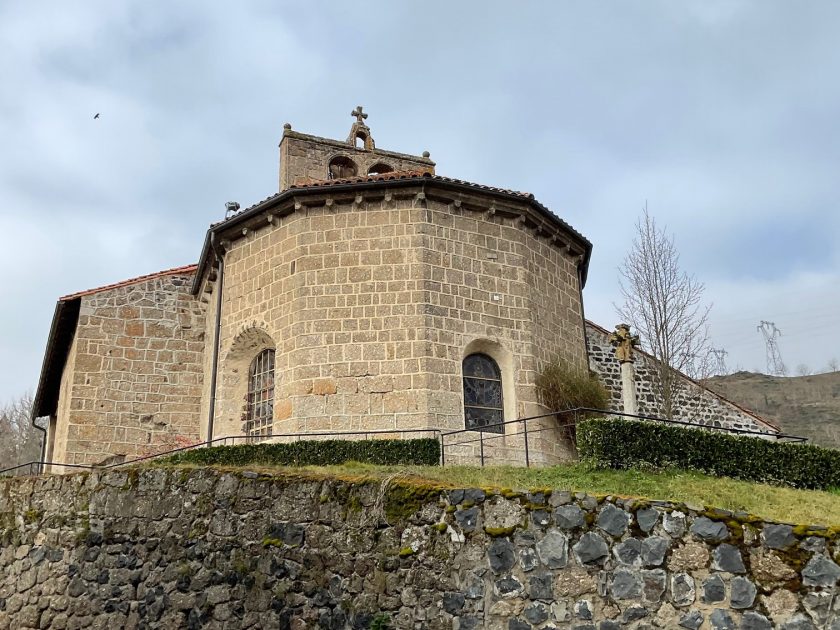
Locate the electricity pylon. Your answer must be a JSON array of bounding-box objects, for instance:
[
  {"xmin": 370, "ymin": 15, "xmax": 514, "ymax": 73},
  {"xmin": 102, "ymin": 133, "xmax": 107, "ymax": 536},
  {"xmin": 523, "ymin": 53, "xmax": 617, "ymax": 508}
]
[
  {"xmin": 757, "ymin": 321, "xmax": 786, "ymax": 376},
  {"xmin": 710, "ymin": 348, "xmax": 728, "ymax": 376}
]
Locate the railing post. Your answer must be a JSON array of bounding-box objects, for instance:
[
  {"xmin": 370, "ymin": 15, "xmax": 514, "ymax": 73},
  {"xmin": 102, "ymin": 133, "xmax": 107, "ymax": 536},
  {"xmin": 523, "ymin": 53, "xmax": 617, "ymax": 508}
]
[
  {"xmin": 480, "ymin": 431, "xmax": 485, "ymax": 467},
  {"xmin": 523, "ymin": 418, "xmax": 530, "ymax": 468},
  {"xmin": 439, "ymin": 432, "xmax": 445, "ymax": 467}
]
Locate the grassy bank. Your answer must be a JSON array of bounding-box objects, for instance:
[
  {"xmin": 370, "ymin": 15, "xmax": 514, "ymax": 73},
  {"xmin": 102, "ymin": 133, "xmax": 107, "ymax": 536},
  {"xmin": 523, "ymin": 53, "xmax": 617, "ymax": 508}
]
[{"xmin": 159, "ymin": 460, "xmax": 840, "ymax": 526}]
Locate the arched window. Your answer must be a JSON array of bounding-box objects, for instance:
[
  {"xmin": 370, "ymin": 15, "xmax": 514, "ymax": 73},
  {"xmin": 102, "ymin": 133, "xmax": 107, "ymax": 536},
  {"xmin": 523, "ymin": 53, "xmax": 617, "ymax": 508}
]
[
  {"xmin": 328, "ymin": 156, "xmax": 358, "ymax": 179},
  {"xmin": 463, "ymin": 353, "xmax": 504, "ymax": 433},
  {"xmin": 367, "ymin": 162, "xmax": 394, "ymax": 175},
  {"xmin": 246, "ymin": 349, "xmax": 275, "ymax": 437}
]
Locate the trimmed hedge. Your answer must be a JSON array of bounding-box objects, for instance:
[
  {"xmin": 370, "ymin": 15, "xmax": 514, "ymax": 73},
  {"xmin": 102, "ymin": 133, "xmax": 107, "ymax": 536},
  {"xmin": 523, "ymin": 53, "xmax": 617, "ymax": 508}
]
[
  {"xmin": 577, "ymin": 417, "xmax": 840, "ymax": 491},
  {"xmin": 162, "ymin": 438, "xmax": 440, "ymax": 468}
]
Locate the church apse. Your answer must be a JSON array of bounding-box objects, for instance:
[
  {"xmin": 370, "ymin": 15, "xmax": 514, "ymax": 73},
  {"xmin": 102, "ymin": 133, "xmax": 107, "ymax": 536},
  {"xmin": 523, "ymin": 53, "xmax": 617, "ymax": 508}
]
[{"xmin": 201, "ymin": 175, "xmax": 590, "ymax": 464}]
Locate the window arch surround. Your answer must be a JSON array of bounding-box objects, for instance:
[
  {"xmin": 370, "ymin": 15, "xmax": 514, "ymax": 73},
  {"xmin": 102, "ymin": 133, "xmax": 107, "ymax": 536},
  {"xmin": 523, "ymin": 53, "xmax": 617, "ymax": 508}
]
[
  {"xmin": 461, "ymin": 340, "xmax": 517, "ymax": 433},
  {"xmin": 246, "ymin": 349, "xmax": 275, "ymax": 437},
  {"xmin": 216, "ymin": 325, "xmax": 278, "ymax": 440}
]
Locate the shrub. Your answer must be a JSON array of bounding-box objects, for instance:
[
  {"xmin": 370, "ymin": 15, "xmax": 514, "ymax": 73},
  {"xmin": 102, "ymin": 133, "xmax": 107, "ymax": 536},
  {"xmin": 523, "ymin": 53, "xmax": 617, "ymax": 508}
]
[
  {"xmin": 535, "ymin": 359, "xmax": 609, "ymax": 443},
  {"xmin": 162, "ymin": 438, "xmax": 440, "ymax": 468},
  {"xmin": 578, "ymin": 417, "xmax": 840, "ymax": 491}
]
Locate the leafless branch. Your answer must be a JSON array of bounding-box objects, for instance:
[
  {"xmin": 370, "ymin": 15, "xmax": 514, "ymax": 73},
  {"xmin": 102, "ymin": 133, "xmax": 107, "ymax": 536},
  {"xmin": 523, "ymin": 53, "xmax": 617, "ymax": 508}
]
[
  {"xmin": 0, "ymin": 392, "xmax": 42, "ymax": 472},
  {"xmin": 615, "ymin": 208, "xmax": 713, "ymax": 418}
]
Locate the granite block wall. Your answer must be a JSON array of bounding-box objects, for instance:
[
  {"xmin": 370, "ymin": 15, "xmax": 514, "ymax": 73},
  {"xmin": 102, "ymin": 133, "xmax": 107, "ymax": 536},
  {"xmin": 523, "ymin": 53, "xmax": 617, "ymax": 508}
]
[
  {"xmin": 202, "ymin": 188, "xmax": 586, "ymax": 465},
  {"xmin": 51, "ymin": 272, "xmax": 206, "ymax": 468}
]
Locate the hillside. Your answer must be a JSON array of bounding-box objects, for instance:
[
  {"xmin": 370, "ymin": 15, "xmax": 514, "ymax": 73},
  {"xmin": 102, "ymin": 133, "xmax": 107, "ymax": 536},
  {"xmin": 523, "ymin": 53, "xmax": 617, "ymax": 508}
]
[{"xmin": 704, "ymin": 370, "xmax": 840, "ymax": 448}]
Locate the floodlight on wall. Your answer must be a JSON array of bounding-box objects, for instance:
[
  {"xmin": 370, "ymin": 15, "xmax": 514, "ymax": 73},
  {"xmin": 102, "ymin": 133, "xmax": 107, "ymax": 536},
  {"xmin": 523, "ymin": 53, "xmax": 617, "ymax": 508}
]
[{"xmin": 225, "ymin": 201, "xmax": 241, "ymax": 219}]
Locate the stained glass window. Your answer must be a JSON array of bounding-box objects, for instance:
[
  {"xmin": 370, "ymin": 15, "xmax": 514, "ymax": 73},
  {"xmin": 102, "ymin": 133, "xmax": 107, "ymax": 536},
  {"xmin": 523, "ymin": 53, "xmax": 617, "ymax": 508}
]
[
  {"xmin": 463, "ymin": 353, "xmax": 504, "ymax": 433},
  {"xmin": 246, "ymin": 349, "xmax": 275, "ymax": 437}
]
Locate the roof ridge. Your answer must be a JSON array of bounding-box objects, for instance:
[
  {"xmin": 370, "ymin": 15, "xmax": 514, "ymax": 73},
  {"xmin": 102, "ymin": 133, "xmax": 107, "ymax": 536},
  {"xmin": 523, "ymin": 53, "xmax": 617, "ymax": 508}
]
[{"xmin": 60, "ymin": 264, "xmax": 198, "ymax": 301}]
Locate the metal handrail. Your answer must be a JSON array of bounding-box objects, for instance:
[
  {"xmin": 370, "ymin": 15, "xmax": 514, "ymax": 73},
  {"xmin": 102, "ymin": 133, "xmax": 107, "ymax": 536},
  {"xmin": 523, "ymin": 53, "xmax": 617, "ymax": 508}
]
[
  {"xmin": 438, "ymin": 407, "xmax": 808, "ymax": 468},
  {"xmin": 0, "ymin": 461, "xmax": 102, "ymax": 476},
  {"xmin": 0, "ymin": 427, "xmax": 442, "ymax": 476},
  {"xmin": 104, "ymin": 428, "xmax": 442, "ymax": 470},
  {"xmin": 1, "ymin": 408, "xmax": 808, "ymax": 476},
  {"xmin": 571, "ymin": 407, "xmax": 808, "ymax": 441},
  {"xmin": 439, "ymin": 407, "xmax": 803, "ymax": 440}
]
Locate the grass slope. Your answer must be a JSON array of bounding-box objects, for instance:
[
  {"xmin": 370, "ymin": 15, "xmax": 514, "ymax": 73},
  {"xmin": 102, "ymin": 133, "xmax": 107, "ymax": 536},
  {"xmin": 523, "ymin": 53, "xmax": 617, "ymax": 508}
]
[
  {"xmin": 163, "ymin": 461, "xmax": 840, "ymax": 526},
  {"xmin": 705, "ymin": 370, "xmax": 840, "ymax": 447}
]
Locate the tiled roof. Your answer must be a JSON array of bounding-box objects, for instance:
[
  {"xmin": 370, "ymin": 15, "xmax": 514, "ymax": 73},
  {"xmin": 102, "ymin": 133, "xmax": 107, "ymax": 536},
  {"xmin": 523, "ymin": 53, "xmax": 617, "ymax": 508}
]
[
  {"xmin": 289, "ymin": 170, "xmax": 533, "ymax": 198},
  {"xmin": 425, "ymin": 174, "xmax": 533, "ymax": 199},
  {"xmin": 289, "ymin": 169, "xmax": 430, "ymax": 189},
  {"xmin": 60, "ymin": 265, "xmax": 198, "ymax": 301},
  {"xmin": 195, "ymin": 169, "xmax": 592, "ymax": 295},
  {"xmin": 213, "ymin": 171, "xmax": 536, "ymax": 229}
]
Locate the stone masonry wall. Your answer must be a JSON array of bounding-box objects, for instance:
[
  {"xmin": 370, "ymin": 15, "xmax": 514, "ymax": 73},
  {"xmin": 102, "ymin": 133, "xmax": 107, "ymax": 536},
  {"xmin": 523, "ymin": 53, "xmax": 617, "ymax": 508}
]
[
  {"xmin": 1, "ymin": 468, "xmax": 836, "ymax": 629},
  {"xmin": 203, "ymin": 188, "xmax": 586, "ymax": 465},
  {"xmin": 586, "ymin": 324, "xmax": 777, "ymax": 436},
  {"xmin": 52, "ymin": 272, "xmax": 207, "ymax": 467}
]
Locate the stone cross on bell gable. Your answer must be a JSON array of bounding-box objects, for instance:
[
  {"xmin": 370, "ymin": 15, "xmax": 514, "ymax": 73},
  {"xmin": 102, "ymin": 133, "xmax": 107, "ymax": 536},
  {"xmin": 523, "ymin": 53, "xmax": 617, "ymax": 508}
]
[
  {"xmin": 351, "ymin": 106, "xmax": 368, "ymax": 124},
  {"xmin": 347, "ymin": 105, "xmax": 375, "ymax": 149}
]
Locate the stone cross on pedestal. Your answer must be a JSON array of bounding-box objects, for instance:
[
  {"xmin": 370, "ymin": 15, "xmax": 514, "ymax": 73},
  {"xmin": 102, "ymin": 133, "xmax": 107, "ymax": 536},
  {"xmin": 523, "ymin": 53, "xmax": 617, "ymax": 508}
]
[
  {"xmin": 351, "ymin": 106, "xmax": 368, "ymax": 124},
  {"xmin": 609, "ymin": 323, "xmax": 640, "ymax": 416}
]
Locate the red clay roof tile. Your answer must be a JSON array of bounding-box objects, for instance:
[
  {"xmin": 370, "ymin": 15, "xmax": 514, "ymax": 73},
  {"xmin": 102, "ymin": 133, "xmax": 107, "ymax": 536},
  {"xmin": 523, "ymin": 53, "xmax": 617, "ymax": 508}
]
[
  {"xmin": 60, "ymin": 264, "xmax": 198, "ymax": 301},
  {"xmin": 214, "ymin": 171, "xmax": 535, "ymax": 228},
  {"xmin": 287, "ymin": 170, "xmax": 533, "ymax": 198}
]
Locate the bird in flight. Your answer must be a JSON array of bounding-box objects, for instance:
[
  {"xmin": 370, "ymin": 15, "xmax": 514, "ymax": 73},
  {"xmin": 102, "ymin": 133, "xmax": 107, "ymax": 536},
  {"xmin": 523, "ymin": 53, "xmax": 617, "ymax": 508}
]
[{"xmin": 93, "ymin": 113, "xmax": 100, "ymax": 119}]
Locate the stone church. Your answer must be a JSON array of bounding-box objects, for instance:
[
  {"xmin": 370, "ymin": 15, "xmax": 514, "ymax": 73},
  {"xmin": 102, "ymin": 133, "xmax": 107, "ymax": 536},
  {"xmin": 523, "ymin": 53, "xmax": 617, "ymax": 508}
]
[{"xmin": 32, "ymin": 109, "xmax": 778, "ymax": 470}]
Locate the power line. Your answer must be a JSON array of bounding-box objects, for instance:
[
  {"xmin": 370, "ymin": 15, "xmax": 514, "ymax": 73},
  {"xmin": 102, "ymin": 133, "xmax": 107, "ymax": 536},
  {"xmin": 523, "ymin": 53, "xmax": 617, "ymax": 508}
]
[
  {"xmin": 711, "ymin": 310, "xmax": 840, "ymax": 337},
  {"xmin": 712, "ymin": 303, "xmax": 840, "ymax": 327}
]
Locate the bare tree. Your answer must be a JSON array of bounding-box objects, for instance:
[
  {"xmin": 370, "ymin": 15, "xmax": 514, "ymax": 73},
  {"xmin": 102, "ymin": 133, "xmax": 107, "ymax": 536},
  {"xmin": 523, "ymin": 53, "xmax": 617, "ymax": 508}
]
[
  {"xmin": 616, "ymin": 208, "xmax": 712, "ymax": 419},
  {"xmin": 0, "ymin": 392, "xmax": 44, "ymax": 473},
  {"xmin": 795, "ymin": 363, "xmax": 812, "ymax": 377},
  {"xmin": 827, "ymin": 358, "xmax": 839, "ymax": 373}
]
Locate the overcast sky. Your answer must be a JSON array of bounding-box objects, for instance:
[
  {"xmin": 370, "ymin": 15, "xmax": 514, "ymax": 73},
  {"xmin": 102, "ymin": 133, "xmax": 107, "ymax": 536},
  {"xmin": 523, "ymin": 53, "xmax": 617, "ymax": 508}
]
[{"xmin": 1, "ymin": 1, "xmax": 838, "ymax": 404}]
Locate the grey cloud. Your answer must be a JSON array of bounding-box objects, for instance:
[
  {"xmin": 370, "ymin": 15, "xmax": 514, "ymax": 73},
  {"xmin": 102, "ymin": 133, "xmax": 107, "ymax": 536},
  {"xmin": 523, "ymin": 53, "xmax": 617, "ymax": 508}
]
[{"xmin": 1, "ymin": 0, "xmax": 839, "ymax": 398}]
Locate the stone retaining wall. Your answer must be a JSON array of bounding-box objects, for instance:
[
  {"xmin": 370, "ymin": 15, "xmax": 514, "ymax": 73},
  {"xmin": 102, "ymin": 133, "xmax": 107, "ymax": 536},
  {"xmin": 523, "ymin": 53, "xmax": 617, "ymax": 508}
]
[{"xmin": 0, "ymin": 468, "xmax": 836, "ymax": 629}]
